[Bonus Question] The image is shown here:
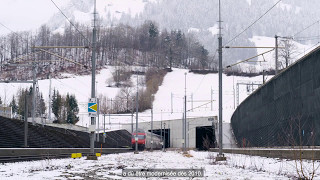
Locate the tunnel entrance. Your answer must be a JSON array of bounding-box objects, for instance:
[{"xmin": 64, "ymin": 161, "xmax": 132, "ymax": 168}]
[
  {"xmin": 150, "ymin": 129, "xmax": 170, "ymax": 148},
  {"xmin": 196, "ymin": 126, "xmax": 215, "ymax": 150}
]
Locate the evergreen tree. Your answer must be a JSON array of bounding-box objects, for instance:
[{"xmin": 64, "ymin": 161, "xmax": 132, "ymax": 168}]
[
  {"xmin": 200, "ymin": 46, "xmax": 209, "ymax": 70},
  {"xmin": 0, "ymin": 96, "xmax": 2, "ymax": 104},
  {"xmin": 52, "ymin": 89, "xmax": 62, "ymax": 123},
  {"xmin": 17, "ymin": 88, "xmax": 32, "ymax": 118},
  {"xmin": 37, "ymin": 93, "xmax": 46, "ymax": 117},
  {"xmin": 148, "ymin": 21, "xmax": 159, "ymax": 51},
  {"xmin": 9, "ymin": 95, "xmax": 18, "ymax": 114},
  {"xmin": 17, "ymin": 89, "xmax": 26, "ymax": 117},
  {"xmin": 65, "ymin": 94, "xmax": 79, "ymax": 124},
  {"xmin": 148, "ymin": 22, "xmax": 158, "ymax": 38}
]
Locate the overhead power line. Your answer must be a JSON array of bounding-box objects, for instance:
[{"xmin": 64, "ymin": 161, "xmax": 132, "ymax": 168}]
[
  {"xmin": 49, "ymin": 0, "xmax": 91, "ymax": 45},
  {"xmin": 226, "ymin": 48, "xmax": 274, "ymax": 68},
  {"xmin": 293, "ymin": 42, "xmax": 320, "ymax": 62},
  {"xmin": 224, "ymin": 0, "xmax": 282, "ymax": 46},
  {"xmin": 37, "ymin": 48, "xmax": 88, "ymax": 68},
  {"xmin": 0, "ymin": 22, "xmax": 19, "ymax": 36},
  {"xmin": 293, "ymin": 20, "xmax": 319, "ymax": 37}
]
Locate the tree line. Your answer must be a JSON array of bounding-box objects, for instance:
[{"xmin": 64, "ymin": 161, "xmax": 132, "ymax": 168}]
[
  {"xmin": 0, "ymin": 21, "xmax": 213, "ymax": 81},
  {"xmin": 7, "ymin": 87, "xmax": 79, "ymax": 124}
]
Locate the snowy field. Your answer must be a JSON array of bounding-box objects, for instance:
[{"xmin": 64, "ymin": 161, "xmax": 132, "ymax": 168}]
[{"xmin": 0, "ymin": 150, "xmax": 319, "ymax": 179}]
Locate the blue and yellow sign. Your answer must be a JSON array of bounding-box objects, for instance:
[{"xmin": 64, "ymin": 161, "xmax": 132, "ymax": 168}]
[
  {"xmin": 88, "ymin": 103, "xmax": 97, "ymax": 112},
  {"xmin": 88, "ymin": 98, "xmax": 98, "ymax": 117}
]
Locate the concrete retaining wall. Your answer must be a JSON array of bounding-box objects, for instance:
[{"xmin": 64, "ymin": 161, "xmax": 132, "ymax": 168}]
[{"xmin": 231, "ymin": 46, "xmax": 320, "ymax": 147}]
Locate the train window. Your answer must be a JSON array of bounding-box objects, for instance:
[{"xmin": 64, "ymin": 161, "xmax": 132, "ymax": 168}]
[
  {"xmin": 132, "ymin": 134, "xmax": 145, "ymax": 139},
  {"xmin": 138, "ymin": 135, "xmax": 145, "ymax": 139}
]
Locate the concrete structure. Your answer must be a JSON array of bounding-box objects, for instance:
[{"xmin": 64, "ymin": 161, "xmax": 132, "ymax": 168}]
[
  {"xmin": 46, "ymin": 123, "xmax": 89, "ymax": 132},
  {"xmin": 122, "ymin": 116, "xmax": 237, "ymax": 149},
  {"xmin": 27, "ymin": 117, "xmax": 47, "ymax": 125},
  {"xmin": 231, "ymin": 45, "xmax": 320, "ymax": 147}
]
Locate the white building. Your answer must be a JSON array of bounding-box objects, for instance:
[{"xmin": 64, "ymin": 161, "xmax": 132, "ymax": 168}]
[{"xmin": 122, "ymin": 116, "xmax": 237, "ymax": 149}]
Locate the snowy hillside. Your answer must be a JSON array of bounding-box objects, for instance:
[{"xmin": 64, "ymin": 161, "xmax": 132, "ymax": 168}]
[
  {"xmin": 48, "ymin": 0, "xmax": 156, "ymax": 32},
  {"xmin": 236, "ymin": 36, "xmax": 313, "ymax": 72},
  {"xmin": 0, "ymin": 66, "xmax": 267, "ymax": 129}
]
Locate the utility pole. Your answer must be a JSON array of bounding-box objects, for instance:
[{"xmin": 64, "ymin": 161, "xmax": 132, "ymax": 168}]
[
  {"xmin": 131, "ymin": 99, "xmax": 133, "ymax": 134},
  {"xmin": 103, "ymin": 113, "xmax": 105, "ymax": 143},
  {"xmin": 184, "ymin": 72, "xmax": 187, "ymax": 153},
  {"xmin": 24, "ymin": 94, "xmax": 28, "ymax": 147},
  {"xmin": 151, "ymin": 98, "xmax": 153, "ymax": 151},
  {"xmin": 187, "ymin": 121, "xmax": 189, "ymax": 148},
  {"xmin": 233, "ymin": 71, "xmax": 235, "ymax": 109},
  {"xmin": 211, "ymin": 87, "xmax": 213, "ymax": 111},
  {"xmin": 275, "ymin": 35, "xmax": 279, "ymax": 75},
  {"xmin": 161, "ymin": 110, "xmax": 163, "ymax": 147},
  {"xmin": 191, "ymin": 93, "xmax": 193, "ymax": 112},
  {"xmin": 48, "ymin": 73, "xmax": 52, "ymax": 123},
  {"xmin": 217, "ymin": 0, "xmax": 226, "ymax": 161},
  {"xmin": 171, "ymin": 92, "xmax": 173, "ymax": 114},
  {"xmin": 135, "ymin": 75, "xmax": 139, "ymax": 154},
  {"xmin": 181, "ymin": 112, "xmax": 184, "ymax": 149},
  {"xmin": 109, "ymin": 113, "xmax": 111, "ymax": 129},
  {"xmin": 32, "ymin": 61, "xmax": 36, "ymax": 125},
  {"xmin": 97, "ymin": 98, "xmax": 100, "ymax": 142},
  {"xmin": 163, "ymin": 122, "xmax": 166, "ymax": 152},
  {"xmin": 89, "ymin": 0, "xmax": 97, "ymax": 158}
]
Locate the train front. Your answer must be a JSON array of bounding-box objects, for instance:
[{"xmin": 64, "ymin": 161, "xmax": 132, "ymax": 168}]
[{"xmin": 132, "ymin": 131, "xmax": 146, "ymax": 150}]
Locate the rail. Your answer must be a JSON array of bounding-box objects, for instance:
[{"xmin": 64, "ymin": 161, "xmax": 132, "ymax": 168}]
[{"xmin": 0, "ymin": 148, "xmax": 132, "ymax": 163}]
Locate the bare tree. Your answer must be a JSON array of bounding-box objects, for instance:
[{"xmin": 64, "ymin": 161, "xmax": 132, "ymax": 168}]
[
  {"xmin": 98, "ymin": 94, "xmax": 109, "ymax": 115},
  {"xmin": 280, "ymin": 115, "xmax": 320, "ymax": 180},
  {"xmin": 279, "ymin": 39, "xmax": 298, "ymax": 68}
]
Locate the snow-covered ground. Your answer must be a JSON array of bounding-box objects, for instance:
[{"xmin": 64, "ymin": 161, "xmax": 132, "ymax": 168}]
[{"xmin": 0, "ymin": 150, "xmax": 319, "ymax": 179}]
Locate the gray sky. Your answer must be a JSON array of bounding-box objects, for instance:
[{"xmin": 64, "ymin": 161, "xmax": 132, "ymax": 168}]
[{"xmin": 0, "ymin": 0, "xmax": 70, "ymax": 35}]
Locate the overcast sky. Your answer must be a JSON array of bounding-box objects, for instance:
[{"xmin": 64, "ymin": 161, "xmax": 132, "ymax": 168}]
[{"xmin": 0, "ymin": 0, "xmax": 70, "ymax": 35}]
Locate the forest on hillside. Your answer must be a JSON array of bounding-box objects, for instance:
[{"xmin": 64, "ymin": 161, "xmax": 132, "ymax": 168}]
[{"xmin": 0, "ymin": 21, "xmax": 213, "ymax": 81}]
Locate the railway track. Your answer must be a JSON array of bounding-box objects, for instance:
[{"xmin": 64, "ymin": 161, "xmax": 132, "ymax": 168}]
[{"xmin": 0, "ymin": 148, "xmax": 132, "ymax": 163}]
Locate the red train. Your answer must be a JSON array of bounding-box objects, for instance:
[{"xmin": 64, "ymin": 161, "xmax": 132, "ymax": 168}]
[{"xmin": 132, "ymin": 128, "xmax": 162, "ymax": 150}]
